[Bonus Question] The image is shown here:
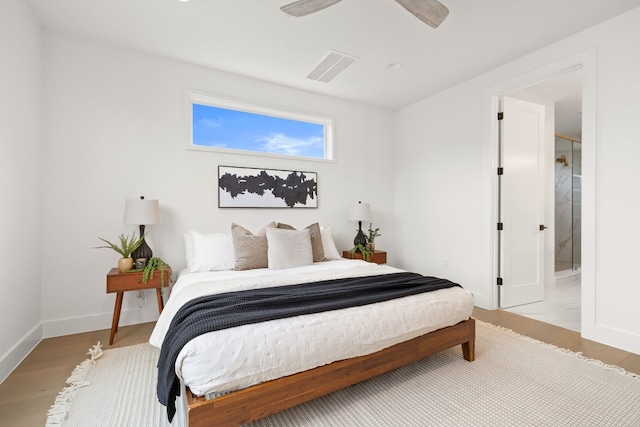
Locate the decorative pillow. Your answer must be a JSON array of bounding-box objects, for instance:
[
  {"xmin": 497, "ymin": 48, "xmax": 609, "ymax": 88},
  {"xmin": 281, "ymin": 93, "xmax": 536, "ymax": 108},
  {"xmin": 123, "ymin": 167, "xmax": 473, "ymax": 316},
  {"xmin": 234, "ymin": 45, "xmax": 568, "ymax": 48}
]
[
  {"xmin": 320, "ymin": 226, "xmax": 342, "ymax": 260},
  {"xmin": 266, "ymin": 228, "xmax": 313, "ymax": 270},
  {"xmin": 277, "ymin": 222, "xmax": 326, "ymax": 262},
  {"xmin": 187, "ymin": 231, "xmax": 235, "ymax": 272},
  {"xmin": 231, "ymin": 222, "xmax": 276, "ymax": 271}
]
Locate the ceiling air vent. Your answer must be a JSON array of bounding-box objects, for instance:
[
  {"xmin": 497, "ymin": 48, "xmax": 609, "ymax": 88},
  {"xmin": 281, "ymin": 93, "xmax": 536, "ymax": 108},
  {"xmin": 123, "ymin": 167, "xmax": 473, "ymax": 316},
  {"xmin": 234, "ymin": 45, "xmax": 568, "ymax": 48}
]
[{"xmin": 307, "ymin": 50, "xmax": 358, "ymax": 83}]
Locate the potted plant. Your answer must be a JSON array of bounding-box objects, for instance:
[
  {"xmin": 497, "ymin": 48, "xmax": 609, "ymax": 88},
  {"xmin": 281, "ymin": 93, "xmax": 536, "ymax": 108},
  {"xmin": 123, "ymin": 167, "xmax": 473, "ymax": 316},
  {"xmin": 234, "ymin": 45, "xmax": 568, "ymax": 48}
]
[
  {"xmin": 142, "ymin": 257, "xmax": 170, "ymax": 290},
  {"xmin": 95, "ymin": 233, "xmax": 145, "ymax": 272},
  {"xmin": 366, "ymin": 223, "xmax": 381, "ymax": 251},
  {"xmin": 348, "ymin": 243, "xmax": 373, "ymax": 262}
]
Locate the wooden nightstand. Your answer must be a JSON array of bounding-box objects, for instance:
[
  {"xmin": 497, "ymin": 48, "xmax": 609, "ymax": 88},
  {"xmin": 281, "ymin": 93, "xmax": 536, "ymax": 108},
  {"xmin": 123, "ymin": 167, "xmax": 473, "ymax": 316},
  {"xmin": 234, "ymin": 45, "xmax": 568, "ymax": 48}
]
[
  {"xmin": 342, "ymin": 250, "xmax": 387, "ymax": 265},
  {"xmin": 106, "ymin": 267, "xmax": 171, "ymax": 345}
]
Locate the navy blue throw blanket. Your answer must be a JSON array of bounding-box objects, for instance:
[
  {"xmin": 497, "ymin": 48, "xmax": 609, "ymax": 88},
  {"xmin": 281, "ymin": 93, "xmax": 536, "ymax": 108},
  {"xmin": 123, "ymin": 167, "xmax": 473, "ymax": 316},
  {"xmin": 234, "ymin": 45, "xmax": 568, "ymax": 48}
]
[{"xmin": 157, "ymin": 272, "xmax": 460, "ymax": 421}]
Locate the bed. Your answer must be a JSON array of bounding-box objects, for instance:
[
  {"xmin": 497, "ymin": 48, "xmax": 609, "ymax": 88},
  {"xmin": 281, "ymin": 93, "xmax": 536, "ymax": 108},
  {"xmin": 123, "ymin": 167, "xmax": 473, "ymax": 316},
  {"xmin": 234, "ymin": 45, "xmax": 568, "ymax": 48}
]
[{"xmin": 149, "ymin": 226, "xmax": 475, "ymax": 426}]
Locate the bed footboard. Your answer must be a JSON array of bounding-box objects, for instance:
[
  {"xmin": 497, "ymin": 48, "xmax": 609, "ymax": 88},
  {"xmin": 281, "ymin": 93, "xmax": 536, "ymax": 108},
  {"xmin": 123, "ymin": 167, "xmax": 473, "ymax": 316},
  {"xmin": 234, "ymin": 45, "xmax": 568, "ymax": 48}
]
[{"xmin": 184, "ymin": 318, "xmax": 475, "ymax": 427}]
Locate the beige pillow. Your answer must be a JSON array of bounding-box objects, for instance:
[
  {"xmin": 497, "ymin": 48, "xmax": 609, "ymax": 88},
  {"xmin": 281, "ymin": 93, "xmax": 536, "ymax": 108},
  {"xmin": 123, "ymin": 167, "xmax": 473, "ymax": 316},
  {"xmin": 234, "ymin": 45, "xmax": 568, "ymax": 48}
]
[
  {"xmin": 277, "ymin": 222, "xmax": 326, "ymax": 262},
  {"xmin": 231, "ymin": 222, "xmax": 276, "ymax": 270},
  {"xmin": 266, "ymin": 228, "xmax": 313, "ymax": 270}
]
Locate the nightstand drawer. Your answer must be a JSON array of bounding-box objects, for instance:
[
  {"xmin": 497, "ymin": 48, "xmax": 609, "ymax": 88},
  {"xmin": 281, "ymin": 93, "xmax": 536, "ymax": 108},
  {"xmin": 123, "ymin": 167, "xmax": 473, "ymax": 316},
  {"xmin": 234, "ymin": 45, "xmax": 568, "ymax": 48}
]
[
  {"xmin": 106, "ymin": 268, "xmax": 169, "ymax": 293},
  {"xmin": 342, "ymin": 250, "xmax": 387, "ymax": 264}
]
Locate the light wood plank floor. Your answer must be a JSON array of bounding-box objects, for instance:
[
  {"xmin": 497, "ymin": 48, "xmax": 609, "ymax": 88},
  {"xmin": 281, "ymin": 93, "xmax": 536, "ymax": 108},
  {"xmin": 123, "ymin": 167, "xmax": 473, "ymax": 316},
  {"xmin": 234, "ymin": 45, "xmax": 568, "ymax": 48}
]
[
  {"xmin": 0, "ymin": 323, "xmax": 155, "ymax": 427},
  {"xmin": 1, "ymin": 309, "xmax": 638, "ymax": 427}
]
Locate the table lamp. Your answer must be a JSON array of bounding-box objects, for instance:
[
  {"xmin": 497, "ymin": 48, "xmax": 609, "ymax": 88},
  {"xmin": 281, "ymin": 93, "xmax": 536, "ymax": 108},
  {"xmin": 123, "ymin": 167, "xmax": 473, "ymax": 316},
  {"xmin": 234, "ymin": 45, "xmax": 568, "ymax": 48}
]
[
  {"xmin": 349, "ymin": 201, "xmax": 370, "ymax": 247},
  {"xmin": 123, "ymin": 196, "xmax": 160, "ymax": 264}
]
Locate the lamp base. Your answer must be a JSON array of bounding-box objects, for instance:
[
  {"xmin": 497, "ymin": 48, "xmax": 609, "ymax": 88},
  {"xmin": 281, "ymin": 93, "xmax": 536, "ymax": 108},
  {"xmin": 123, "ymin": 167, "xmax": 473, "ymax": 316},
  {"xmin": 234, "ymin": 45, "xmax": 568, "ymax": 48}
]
[
  {"xmin": 131, "ymin": 239, "xmax": 152, "ymax": 262},
  {"xmin": 353, "ymin": 229, "xmax": 367, "ymax": 247},
  {"xmin": 131, "ymin": 224, "xmax": 152, "ymax": 264}
]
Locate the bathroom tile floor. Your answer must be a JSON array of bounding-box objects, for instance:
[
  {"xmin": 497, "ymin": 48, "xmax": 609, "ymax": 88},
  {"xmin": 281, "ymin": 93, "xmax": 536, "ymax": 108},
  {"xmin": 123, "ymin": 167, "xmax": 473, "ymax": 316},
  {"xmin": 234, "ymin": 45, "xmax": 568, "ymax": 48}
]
[{"xmin": 503, "ymin": 274, "xmax": 581, "ymax": 332}]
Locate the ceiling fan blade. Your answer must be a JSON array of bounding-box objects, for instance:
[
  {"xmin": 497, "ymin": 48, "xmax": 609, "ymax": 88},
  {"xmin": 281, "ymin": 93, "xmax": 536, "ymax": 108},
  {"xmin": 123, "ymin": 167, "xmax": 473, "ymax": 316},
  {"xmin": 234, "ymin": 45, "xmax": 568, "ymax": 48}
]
[
  {"xmin": 280, "ymin": 0, "xmax": 342, "ymax": 17},
  {"xmin": 394, "ymin": 0, "xmax": 449, "ymax": 28}
]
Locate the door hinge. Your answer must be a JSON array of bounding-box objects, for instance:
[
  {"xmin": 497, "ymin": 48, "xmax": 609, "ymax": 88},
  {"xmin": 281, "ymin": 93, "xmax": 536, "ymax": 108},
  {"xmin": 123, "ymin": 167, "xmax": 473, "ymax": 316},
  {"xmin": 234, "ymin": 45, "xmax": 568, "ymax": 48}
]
[
  {"xmin": 497, "ymin": 112, "xmax": 504, "ymax": 120},
  {"xmin": 497, "ymin": 167, "xmax": 504, "ymax": 175},
  {"xmin": 497, "ymin": 222, "xmax": 503, "ymax": 231},
  {"xmin": 497, "ymin": 277, "xmax": 503, "ymax": 286}
]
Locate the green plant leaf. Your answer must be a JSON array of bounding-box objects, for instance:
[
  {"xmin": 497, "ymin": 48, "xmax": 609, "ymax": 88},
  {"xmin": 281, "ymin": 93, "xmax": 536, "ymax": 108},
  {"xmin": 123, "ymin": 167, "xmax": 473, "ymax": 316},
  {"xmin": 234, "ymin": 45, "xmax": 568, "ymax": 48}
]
[
  {"xmin": 95, "ymin": 233, "xmax": 145, "ymax": 258},
  {"xmin": 142, "ymin": 257, "xmax": 171, "ymax": 289},
  {"xmin": 349, "ymin": 243, "xmax": 372, "ymax": 262},
  {"xmin": 366, "ymin": 222, "xmax": 381, "ymax": 243}
]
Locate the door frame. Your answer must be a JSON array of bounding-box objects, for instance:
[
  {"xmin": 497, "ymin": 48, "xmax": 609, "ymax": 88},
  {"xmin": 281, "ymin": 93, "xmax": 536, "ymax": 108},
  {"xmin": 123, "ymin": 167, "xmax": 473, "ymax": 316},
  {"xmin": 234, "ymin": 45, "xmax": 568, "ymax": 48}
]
[{"xmin": 481, "ymin": 49, "xmax": 596, "ymax": 337}]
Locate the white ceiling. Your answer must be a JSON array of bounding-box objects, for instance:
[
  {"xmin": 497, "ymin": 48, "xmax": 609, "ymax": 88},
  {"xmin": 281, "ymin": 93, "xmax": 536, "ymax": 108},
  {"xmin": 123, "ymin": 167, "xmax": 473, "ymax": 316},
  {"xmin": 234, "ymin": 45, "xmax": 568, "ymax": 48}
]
[{"xmin": 26, "ymin": 0, "xmax": 640, "ymax": 110}]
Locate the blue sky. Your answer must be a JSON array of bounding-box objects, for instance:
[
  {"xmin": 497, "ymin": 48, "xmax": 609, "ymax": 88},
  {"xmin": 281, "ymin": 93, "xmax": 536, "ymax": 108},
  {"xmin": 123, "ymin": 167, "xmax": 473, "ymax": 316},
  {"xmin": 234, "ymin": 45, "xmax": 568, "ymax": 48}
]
[{"xmin": 192, "ymin": 104, "xmax": 325, "ymax": 158}]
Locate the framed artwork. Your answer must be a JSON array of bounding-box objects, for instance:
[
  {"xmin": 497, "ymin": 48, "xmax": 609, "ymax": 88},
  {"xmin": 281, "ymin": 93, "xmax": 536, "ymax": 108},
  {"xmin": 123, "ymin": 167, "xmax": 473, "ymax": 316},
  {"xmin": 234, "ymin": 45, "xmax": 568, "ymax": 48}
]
[{"xmin": 218, "ymin": 166, "xmax": 318, "ymax": 208}]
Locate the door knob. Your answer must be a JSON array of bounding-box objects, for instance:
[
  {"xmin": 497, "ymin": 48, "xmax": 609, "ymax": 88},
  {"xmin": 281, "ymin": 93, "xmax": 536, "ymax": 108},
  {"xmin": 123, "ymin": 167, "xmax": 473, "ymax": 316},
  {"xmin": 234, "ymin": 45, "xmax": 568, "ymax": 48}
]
[{"xmin": 539, "ymin": 225, "xmax": 548, "ymax": 231}]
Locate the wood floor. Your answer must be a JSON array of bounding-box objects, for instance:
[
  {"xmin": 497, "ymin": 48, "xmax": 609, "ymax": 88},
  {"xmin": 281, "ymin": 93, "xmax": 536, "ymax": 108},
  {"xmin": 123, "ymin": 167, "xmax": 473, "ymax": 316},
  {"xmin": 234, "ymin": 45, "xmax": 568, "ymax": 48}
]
[
  {"xmin": 473, "ymin": 307, "xmax": 640, "ymax": 374},
  {"xmin": 0, "ymin": 322, "xmax": 156, "ymax": 427},
  {"xmin": 1, "ymin": 309, "xmax": 639, "ymax": 427}
]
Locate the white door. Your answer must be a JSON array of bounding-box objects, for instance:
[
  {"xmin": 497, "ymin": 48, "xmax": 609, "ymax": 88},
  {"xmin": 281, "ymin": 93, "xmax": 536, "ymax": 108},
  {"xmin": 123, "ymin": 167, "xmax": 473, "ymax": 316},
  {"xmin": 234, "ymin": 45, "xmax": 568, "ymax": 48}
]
[{"xmin": 499, "ymin": 96, "xmax": 546, "ymax": 308}]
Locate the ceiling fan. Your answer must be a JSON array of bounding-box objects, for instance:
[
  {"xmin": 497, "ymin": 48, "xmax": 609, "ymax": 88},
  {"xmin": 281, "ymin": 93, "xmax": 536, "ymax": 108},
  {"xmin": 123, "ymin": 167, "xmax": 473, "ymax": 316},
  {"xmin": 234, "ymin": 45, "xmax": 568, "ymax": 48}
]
[{"xmin": 280, "ymin": 0, "xmax": 449, "ymax": 29}]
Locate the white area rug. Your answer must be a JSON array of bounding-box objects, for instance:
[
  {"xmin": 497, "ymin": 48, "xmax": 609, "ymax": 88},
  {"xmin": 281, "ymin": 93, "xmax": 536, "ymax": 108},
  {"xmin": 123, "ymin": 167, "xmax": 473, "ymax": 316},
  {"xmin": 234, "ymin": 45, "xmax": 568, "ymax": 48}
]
[{"xmin": 47, "ymin": 321, "xmax": 640, "ymax": 426}]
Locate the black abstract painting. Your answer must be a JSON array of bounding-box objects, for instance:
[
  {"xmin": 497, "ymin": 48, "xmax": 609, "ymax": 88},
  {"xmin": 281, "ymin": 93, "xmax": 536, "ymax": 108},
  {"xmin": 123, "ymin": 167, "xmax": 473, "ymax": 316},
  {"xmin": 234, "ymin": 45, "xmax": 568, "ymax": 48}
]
[{"xmin": 218, "ymin": 166, "xmax": 318, "ymax": 208}]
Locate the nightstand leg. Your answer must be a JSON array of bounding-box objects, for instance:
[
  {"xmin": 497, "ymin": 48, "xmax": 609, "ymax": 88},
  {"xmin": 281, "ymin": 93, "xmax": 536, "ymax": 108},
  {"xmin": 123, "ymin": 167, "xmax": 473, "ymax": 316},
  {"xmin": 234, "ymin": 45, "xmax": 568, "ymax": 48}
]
[
  {"xmin": 155, "ymin": 288, "xmax": 164, "ymax": 313},
  {"xmin": 110, "ymin": 292, "xmax": 124, "ymax": 345}
]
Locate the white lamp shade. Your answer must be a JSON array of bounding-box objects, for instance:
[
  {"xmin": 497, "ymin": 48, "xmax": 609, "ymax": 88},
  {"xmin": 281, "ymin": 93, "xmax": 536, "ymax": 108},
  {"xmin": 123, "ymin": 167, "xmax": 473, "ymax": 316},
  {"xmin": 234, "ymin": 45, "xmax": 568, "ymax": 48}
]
[
  {"xmin": 349, "ymin": 202, "xmax": 370, "ymax": 222},
  {"xmin": 123, "ymin": 198, "xmax": 160, "ymax": 225}
]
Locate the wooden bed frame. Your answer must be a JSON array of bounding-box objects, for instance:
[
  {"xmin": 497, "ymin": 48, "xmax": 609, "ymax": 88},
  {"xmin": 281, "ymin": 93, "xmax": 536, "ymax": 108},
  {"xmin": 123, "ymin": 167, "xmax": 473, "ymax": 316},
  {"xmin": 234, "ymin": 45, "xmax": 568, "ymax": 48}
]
[{"xmin": 184, "ymin": 317, "xmax": 475, "ymax": 427}]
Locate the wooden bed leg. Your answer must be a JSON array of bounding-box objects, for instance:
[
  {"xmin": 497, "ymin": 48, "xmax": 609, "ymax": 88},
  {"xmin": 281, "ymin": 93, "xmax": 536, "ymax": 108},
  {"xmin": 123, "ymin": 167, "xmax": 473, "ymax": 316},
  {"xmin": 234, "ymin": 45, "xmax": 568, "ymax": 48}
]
[
  {"xmin": 462, "ymin": 339, "xmax": 475, "ymax": 361},
  {"xmin": 461, "ymin": 317, "xmax": 475, "ymax": 362}
]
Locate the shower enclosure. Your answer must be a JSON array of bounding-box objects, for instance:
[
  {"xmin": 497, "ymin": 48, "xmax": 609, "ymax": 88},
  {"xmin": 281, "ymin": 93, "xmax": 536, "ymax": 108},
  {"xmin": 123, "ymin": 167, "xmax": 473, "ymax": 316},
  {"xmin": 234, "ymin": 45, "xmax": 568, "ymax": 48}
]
[{"xmin": 554, "ymin": 134, "xmax": 582, "ymax": 273}]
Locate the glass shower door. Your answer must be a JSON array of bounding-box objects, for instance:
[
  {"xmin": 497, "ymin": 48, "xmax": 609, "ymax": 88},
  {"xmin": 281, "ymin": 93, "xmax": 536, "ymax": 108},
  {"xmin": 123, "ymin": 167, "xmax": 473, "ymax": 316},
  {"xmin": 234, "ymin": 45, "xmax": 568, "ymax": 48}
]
[
  {"xmin": 554, "ymin": 135, "xmax": 581, "ymax": 272},
  {"xmin": 572, "ymin": 141, "xmax": 581, "ymax": 270}
]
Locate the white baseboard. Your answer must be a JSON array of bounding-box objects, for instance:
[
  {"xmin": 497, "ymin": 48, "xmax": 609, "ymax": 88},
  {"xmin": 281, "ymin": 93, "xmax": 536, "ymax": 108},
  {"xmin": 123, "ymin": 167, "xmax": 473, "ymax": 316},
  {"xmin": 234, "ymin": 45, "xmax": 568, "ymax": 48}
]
[
  {"xmin": 1, "ymin": 307, "xmax": 160, "ymax": 383},
  {"xmin": 583, "ymin": 322, "xmax": 640, "ymax": 356},
  {"xmin": 0, "ymin": 324, "xmax": 42, "ymax": 384},
  {"xmin": 554, "ymin": 268, "xmax": 581, "ymax": 280},
  {"xmin": 42, "ymin": 306, "xmax": 161, "ymax": 338}
]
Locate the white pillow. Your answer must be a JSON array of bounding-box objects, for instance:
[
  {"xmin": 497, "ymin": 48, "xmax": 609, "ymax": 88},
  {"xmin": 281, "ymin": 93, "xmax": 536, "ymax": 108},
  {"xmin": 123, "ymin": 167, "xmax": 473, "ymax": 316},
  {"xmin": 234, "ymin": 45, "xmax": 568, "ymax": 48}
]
[
  {"xmin": 277, "ymin": 222, "xmax": 326, "ymax": 262},
  {"xmin": 266, "ymin": 228, "xmax": 313, "ymax": 270},
  {"xmin": 187, "ymin": 231, "xmax": 235, "ymax": 272},
  {"xmin": 320, "ymin": 226, "xmax": 342, "ymax": 260},
  {"xmin": 183, "ymin": 233, "xmax": 195, "ymax": 268}
]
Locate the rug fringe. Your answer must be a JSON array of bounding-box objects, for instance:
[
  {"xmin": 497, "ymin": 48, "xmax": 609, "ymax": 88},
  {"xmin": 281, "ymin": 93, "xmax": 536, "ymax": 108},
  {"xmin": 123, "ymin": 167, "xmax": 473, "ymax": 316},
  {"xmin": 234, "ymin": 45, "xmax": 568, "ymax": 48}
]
[
  {"xmin": 45, "ymin": 342, "xmax": 104, "ymax": 426},
  {"xmin": 475, "ymin": 319, "xmax": 640, "ymax": 379}
]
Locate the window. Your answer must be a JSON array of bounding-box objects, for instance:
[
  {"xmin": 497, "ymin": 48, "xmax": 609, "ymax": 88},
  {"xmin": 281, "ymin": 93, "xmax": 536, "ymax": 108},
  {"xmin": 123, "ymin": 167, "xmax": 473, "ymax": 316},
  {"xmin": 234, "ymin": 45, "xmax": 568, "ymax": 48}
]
[{"xmin": 188, "ymin": 92, "xmax": 333, "ymax": 161}]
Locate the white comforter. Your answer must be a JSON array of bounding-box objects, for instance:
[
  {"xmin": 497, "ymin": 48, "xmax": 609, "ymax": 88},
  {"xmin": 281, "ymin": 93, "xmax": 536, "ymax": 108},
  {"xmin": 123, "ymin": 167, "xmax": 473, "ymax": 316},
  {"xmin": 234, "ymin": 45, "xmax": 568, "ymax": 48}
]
[{"xmin": 149, "ymin": 260, "xmax": 474, "ymax": 397}]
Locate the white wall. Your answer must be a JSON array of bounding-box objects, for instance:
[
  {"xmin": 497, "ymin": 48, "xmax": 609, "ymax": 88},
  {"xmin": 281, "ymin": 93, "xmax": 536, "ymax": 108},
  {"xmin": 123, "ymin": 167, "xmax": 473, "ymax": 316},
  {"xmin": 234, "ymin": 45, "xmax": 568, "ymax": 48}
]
[
  {"xmin": 394, "ymin": 85, "xmax": 485, "ymax": 293},
  {"xmin": 39, "ymin": 32, "xmax": 396, "ymax": 337},
  {"xmin": 0, "ymin": 0, "xmax": 42, "ymax": 382},
  {"xmin": 395, "ymin": 7, "xmax": 640, "ymax": 354}
]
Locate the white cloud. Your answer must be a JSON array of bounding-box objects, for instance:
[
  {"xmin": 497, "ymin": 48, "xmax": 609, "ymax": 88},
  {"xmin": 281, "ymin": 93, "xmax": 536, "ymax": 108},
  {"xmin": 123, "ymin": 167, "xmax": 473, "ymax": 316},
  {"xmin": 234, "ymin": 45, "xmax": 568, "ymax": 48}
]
[
  {"xmin": 198, "ymin": 117, "xmax": 223, "ymax": 128},
  {"xmin": 259, "ymin": 133, "xmax": 323, "ymax": 156}
]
